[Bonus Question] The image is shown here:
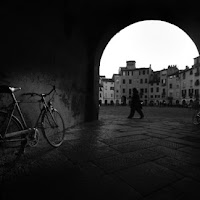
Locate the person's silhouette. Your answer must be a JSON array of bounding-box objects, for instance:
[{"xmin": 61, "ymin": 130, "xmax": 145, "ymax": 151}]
[{"xmin": 128, "ymin": 88, "xmax": 144, "ymax": 119}]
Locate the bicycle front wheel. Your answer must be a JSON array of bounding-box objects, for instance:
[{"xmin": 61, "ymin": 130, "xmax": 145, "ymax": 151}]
[
  {"xmin": 0, "ymin": 111, "xmax": 25, "ymax": 166},
  {"xmin": 42, "ymin": 109, "xmax": 65, "ymax": 147},
  {"xmin": 192, "ymin": 109, "xmax": 200, "ymax": 125}
]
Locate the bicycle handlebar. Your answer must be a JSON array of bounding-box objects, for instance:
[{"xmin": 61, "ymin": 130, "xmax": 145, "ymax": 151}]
[{"xmin": 22, "ymin": 86, "xmax": 56, "ymax": 97}]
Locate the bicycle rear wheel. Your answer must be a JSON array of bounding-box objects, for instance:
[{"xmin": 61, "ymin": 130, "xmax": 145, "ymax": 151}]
[
  {"xmin": 192, "ymin": 109, "xmax": 200, "ymax": 125},
  {"xmin": 0, "ymin": 111, "xmax": 26, "ymax": 167},
  {"xmin": 41, "ymin": 109, "xmax": 65, "ymax": 147}
]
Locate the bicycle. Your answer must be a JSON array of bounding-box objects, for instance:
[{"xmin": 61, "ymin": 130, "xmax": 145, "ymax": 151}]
[
  {"xmin": 0, "ymin": 85, "xmax": 65, "ymax": 166},
  {"xmin": 192, "ymin": 108, "xmax": 200, "ymax": 125}
]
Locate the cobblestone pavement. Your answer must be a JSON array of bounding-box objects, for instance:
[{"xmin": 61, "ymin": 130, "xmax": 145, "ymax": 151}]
[{"xmin": 1, "ymin": 106, "xmax": 200, "ymax": 200}]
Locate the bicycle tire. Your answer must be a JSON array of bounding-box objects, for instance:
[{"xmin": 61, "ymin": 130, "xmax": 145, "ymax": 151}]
[
  {"xmin": 192, "ymin": 110, "xmax": 200, "ymax": 125},
  {"xmin": 41, "ymin": 109, "xmax": 65, "ymax": 147},
  {"xmin": 0, "ymin": 111, "xmax": 26, "ymax": 167}
]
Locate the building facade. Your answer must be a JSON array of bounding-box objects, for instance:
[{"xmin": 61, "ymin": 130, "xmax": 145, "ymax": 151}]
[
  {"xmin": 100, "ymin": 77, "xmax": 115, "ymax": 105},
  {"xmin": 112, "ymin": 74, "xmax": 121, "ymax": 105},
  {"xmin": 99, "ymin": 57, "xmax": 200, "ymax": 106}
]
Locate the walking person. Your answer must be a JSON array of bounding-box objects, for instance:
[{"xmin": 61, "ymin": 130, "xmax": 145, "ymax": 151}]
[{"xmin": 128, "ymin": 88, "xmax": 144, "ymax": 119}]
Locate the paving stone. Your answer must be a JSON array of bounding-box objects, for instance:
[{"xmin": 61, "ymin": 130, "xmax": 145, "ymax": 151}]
[
  {"xmin": 149, "ymin": 145, "xmax": 200, "ymax": 165},
  {"xmin": 166, "ymin": 137, "xmax": 200, "ymax": 148},
  {"xmin": 154, "ymin": 156, "xmax": 200, "ymax": 181},
  {"xmin": 116, "ymin": 162, "xmax": 182, "ymax": 196},
  {"xmin": 146, "ymin": 138, "xmax": 184, "ymax": 149},
  {"xmin": 178, "ymin": 146, "xmax": 200, "ymax": 156},
  {"xmin": 145, "ymin": 132, "xmax": 169, "ymax": 139},
  {"xmin": 93, "ymin": 149, "xmax": 164, "ymax": 173},
  {"xmin": 143, "ymin": 186, "xmax": 182, "ymax": 200},
  {"xmin": 111, "ymin": 140, "xmax": 156, "ymax": 153},
  {"xmin": 181, "ymin": 135, "xmax": 200, "ymax": 143},
  {"xmin": 171, "ymin": 177, "xmax": 200, "ymax": 199},
  {"xmin": 80, "ymin": 174, "xmax": 143, "ymax": 200},
  {"xmin": 100, "ymin": 135, "xmax": 151, "ymax": 145}
]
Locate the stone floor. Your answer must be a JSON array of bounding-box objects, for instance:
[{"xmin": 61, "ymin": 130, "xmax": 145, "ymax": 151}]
[{"xmin": 1, "ymin": 106, "xmax": 200, "ymax": 200}]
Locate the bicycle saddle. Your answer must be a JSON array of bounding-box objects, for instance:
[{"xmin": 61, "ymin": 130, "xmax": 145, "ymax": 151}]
[{"xmin": 0, "ymin": 85, "xmax": 21, "ymax": 93}]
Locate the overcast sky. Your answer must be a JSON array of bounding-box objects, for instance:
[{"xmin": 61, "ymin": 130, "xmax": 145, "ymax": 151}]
[{"xmin": 100, "ymin": 20, "xmax": 199, "ymax": 78}]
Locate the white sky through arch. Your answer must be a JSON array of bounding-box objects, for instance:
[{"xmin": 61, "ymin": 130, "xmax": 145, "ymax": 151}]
[{"xmin": 100, "ymin": 20, "xmax": 199, "ymax": 78}]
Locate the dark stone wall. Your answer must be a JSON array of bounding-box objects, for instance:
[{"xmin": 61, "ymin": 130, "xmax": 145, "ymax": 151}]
[{"xmin": 0, "ymin": 2, "xmax": 93, "ymax": 128}]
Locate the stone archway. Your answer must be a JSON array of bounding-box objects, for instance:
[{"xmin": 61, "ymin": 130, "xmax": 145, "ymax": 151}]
[
  {"xmin": 1, "ymin": 1, "xmax": 200, "ymax": 126},
  {"xmin": 95, "ymin": 13, "xmax": 200, "ymax": 118}
]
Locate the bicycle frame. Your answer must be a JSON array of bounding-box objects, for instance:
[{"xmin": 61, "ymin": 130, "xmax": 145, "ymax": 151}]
[
  {"xmin": 2, "ymin": 92, "xmax": 28, "ymax": 139},
  {"xmin": 2, "ymin": 91, "xmax": 57, "ymax": 139}
]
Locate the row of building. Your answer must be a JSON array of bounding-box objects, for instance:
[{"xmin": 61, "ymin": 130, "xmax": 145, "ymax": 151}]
[{"xmin": 99, "ymin": 56, "xmax": 200, "ymax": 106}]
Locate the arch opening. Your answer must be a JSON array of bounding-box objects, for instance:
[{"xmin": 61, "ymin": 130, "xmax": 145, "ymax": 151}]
[
  {"xmin": 100, "ymin": 20, "xmax": 199, "ymax": 78},
  {"xmin": 97, "ymin": 20, "xmax": 199, "ymax": 107}
]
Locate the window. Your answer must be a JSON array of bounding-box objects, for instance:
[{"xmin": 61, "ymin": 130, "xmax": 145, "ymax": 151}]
[
  {"xmin": 183, "ymin": 72, "xmax": 186, "ymax": 79},
  {"xmin": 169, "ymin": 83, "xmax": 172, "ymax": 89},
  {"xmin": 182, "ymin": 90, "xmax": 186, "ymax": 97},
  {"xmin": 156, "ymin": 87, "xmax": 159, "ymax": 92},
  {"xmin": 151, "ymin": 88, "xmax": 153, "ymax": 93},
  {"xmin": 129, "ymin": 89, "xmax": 131, "ymax": 95},
  {"xmin": 189, "ymin": 89, "xmax": 193, "ymax": 97},
  {"xmin": 162, "ymin": 79, "xmax": 166, "ymax": 85},
  {"xmin": 195, "ymin": 89, "xmax": 199, "ymax": 97},
  {"xmin": 145, "ymin": 78, "xmax": 147, "ymax": 83},
  {"xmin": 195, "ymin": 79, "xmax": 200, "ymax": 86},
  {"xmin": 140, "ymin": 79, "xmax": 143, "ymax": 84},
  {"xmin": 123, "ymin": 79, "xmax": 125, "ymax": 84},
  {"xmin": 123, "ymin": 89, "xmax": 125, "ymax": 93},
  {"xmin": 145, "ymin": 88, "xmax": 147, "ymax": 93},
  {"xmin": 129, "ymin": 79, "xmax": 132, "ymax": 84},
  {"xmin": 110, "ymin": 87, "xmax": 114, "ymax": 90},
  {"xmin": 143, "ymin": 70, "xmax": 145, "ymax": 75}
]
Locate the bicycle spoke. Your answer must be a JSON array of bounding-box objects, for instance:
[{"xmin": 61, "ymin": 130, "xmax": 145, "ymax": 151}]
[{"xmin": 42, "ymin": 110, "xmax": 65, "ymax": 147}]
